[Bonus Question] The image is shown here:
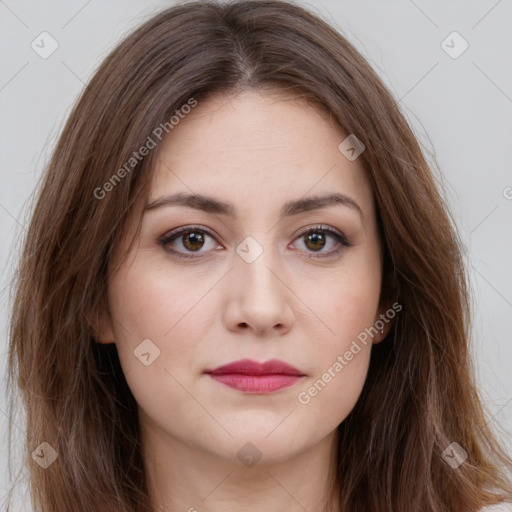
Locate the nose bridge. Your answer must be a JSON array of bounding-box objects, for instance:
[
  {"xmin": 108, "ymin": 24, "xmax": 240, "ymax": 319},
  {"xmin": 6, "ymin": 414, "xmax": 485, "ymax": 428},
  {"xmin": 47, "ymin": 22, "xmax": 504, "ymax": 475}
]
[
  {"xmin": 228, "ymin": 232, "xmax": 294, "ymax": 333},
  {"xmin": 235, "ymin": 232, "xmax": 283, "ymax": 299}
]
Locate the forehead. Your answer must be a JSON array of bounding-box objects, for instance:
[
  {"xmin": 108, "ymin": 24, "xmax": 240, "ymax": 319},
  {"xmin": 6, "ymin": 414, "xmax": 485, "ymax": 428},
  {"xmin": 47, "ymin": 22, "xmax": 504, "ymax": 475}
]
[{"xmin": 149, "ymin": 89, "xmax": 374, "ymax": 219}]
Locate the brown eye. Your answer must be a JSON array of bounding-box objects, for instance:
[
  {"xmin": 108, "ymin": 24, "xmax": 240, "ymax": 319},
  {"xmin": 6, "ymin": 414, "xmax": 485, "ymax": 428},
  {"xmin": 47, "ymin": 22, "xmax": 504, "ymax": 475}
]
[
  {"xmin": 158, "ymin": 225, "xmax": 220, "ymax": 259},
  {"xmin": 304, "ymin": 232, "xmax": 327, "ymax": 252},
  {"xmin": 181, "ymin": 231, "xmax": 205, "ymax": 251},
  {"xmin": 294, "ymin": 225, "xmax": 352, "ymax": 258}
]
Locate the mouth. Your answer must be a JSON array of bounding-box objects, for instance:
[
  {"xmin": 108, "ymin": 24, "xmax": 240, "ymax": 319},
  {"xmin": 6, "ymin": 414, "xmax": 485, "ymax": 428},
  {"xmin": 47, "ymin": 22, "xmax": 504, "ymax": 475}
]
[{"xmin": 204, "ymin": 358, "xmax": 306, "ymax": 393}]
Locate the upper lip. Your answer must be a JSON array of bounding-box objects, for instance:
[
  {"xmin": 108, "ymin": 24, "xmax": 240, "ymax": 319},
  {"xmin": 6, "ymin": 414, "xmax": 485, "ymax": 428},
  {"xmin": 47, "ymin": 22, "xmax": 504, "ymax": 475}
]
[{"xmin": 205, "ymin": 358, "xmax": 305, "ymax": 376}]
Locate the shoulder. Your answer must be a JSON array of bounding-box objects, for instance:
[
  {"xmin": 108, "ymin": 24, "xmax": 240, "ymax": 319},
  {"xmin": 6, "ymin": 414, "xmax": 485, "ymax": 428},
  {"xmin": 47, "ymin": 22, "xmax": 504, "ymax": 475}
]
[{"xmin": 480, "ymin": 504, "xmax": 512, "ymax": 512}]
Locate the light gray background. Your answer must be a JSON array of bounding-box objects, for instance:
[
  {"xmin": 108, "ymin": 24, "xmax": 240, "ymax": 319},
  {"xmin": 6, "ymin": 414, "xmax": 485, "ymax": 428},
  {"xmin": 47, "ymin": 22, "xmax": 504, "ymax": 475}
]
[{"xmin": 1, "ymin": 0, "xmax": 511, "ymax": 509}]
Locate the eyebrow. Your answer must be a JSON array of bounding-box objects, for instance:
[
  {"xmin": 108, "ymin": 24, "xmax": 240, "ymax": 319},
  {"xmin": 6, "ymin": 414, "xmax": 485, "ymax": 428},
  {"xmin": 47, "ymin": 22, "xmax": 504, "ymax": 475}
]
[{"xmin": 144, "ymin": 191, "xmax": 364, "ymax": 222}]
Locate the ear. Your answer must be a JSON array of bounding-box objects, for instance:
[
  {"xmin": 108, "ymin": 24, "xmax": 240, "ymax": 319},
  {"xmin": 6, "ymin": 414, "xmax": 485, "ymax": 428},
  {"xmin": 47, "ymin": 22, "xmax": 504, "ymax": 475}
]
[
  {"xmin": 87, "ymin": 298, "xmax": 116, "ymax": 345},
  {"xmin": 372, "ymin": 300, "xmax": 400, "ymax": 344},
  {"xmin": 374, "ymin": 259, "xmax": 400, "ymax": 343}
]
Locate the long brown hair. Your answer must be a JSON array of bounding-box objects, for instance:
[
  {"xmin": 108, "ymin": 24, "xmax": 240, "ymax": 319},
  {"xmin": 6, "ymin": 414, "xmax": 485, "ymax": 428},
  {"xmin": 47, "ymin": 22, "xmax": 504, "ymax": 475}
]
[{"xmin": 6, "ymin": 1, "xmax": 512, "ymax": 511}]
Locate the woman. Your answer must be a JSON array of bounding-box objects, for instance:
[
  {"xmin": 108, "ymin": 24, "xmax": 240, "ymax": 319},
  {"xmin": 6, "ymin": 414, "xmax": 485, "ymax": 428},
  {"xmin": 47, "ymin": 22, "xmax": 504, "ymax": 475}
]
[{"xmin": 6, "ymin": 1, "xmax": 512, "ymax": 511}]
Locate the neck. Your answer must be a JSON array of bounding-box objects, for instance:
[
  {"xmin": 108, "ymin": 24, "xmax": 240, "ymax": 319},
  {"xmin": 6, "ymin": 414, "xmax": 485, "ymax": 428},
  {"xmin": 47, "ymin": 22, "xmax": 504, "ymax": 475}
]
[{"xmin": 140, "ymin": 413, "xmax": 340, "ymax": 512}]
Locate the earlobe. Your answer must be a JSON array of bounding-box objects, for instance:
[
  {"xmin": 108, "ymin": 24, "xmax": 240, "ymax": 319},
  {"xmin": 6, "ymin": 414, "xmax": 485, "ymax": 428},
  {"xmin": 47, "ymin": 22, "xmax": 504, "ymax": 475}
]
[
  {"xmin": 373, "ymin": 325, "xmax": 385, "ymax": 344},
  {"xmin": 373, "ymin": 326, "xmax": 389, "ymax": 344},
  {"xmin": 372, "ymin": 305, "xmax": 396, "ymax": 344},
  {"xmin": 97, "ymin": 338, "xmax": 115, "ymax": 344},
  {"xmin": 87, "ymin": 302, "xmax": 116, "ymax": 344}
]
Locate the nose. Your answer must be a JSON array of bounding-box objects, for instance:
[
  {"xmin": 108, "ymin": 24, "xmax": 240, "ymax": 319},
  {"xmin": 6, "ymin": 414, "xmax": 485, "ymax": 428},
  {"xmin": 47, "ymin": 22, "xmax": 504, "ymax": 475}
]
[{"xmin": 221, "ymin": 241, "xmax": 295, "ymax": 337}]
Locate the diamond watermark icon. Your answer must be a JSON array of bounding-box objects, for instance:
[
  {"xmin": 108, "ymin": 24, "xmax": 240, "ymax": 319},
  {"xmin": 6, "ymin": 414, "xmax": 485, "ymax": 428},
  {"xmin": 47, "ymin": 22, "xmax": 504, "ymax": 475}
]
[
  {"xmin": 31, "ymin": 31, "xmax": 59, "ymax": 59},
  {"xmin": 237, "ymin": 442, "xmax": 263, "ymax": 468},
  {"xmin": 236, "ymin": 236, "xmax": 264, "ymax": 264},
  {"xmin": 134, "ymin": 338, "xmax": 161, "ymax": 366},
  {"xmin": 31, "ymin": 442, "xmax": 58, "ymax": 469},
  {"xmin": 441, "ymin": 31, "xmax": 469, "ymax": 59},
  {"xmin": 442, "ymin": 442, "xmax": 468, "ymax": 469},
  {"xmin": 338, "ymin": 134, "xmax": 365, "ymax": 161}
]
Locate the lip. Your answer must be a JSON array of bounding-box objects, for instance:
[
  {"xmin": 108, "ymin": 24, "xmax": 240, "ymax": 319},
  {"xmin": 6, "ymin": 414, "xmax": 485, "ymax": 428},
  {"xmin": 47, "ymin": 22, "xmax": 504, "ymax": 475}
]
[{"xmin": 204, "ymin": 358, "xmax": 306, "ymax": 393}]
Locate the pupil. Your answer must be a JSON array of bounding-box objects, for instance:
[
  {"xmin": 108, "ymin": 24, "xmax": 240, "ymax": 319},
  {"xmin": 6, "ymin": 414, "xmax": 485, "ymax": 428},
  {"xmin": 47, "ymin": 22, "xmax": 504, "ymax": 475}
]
[
  {"xmin": 184, "ymin": 232, "xmax": 204, "ymax": 250},
  {"xmin": 306, "ymin": 232, "xmax": 325, "ymax": 251}
]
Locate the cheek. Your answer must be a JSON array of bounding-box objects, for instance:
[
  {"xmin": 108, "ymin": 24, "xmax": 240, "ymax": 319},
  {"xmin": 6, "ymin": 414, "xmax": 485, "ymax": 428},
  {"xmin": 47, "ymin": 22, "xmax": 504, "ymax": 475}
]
[
  {"xmin": 106, "ymin": 257, "xmax": 215, "ymax": 385},
  {"xmin": 296, "ymin": 346, "xmax": 371, "ymax": 438},
  {"xmin": 292, "ymin": 252, "xmax": 381, "ymax": 428},
  {"xmin": 294, "ymin": 282, "xmax": 376, "ymax": 434},
  {"xmin": 294, "ymin": 251, "xmax": 381, "ymax": 347},
  {"xmin": 109, "ymin": 252, "xmax": 221, "ymax": 341},
  {"xmin": 106, "ymin": 261, "xmax": 219, "ymax": 432}
]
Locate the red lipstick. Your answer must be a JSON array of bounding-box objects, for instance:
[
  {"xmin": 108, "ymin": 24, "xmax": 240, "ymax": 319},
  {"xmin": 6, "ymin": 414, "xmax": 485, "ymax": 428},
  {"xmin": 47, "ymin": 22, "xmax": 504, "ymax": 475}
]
[{"xmin": 204, "ymin": 358, "xmax": 305, "ymax": 393}]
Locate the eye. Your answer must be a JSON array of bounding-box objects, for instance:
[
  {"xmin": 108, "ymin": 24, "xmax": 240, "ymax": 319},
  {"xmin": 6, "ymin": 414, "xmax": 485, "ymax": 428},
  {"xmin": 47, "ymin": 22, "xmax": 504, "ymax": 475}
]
[
  {"xmin": 292, "ymin": 224, "xmax": 352, "ymax": 258},
  {"xmin": 158, "ymin": 224, "xmax": 352, "ymax": 260},
  {"xmin": 158, "ymin": 225, "xmax": 221, "ymax": 259}
]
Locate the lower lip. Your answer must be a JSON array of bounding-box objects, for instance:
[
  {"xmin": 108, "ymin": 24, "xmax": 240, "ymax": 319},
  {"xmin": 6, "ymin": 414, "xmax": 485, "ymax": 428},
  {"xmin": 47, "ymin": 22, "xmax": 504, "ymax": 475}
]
[{"xmin": 207, "ymin": 374, "xmax": 303, "ymax": 393}]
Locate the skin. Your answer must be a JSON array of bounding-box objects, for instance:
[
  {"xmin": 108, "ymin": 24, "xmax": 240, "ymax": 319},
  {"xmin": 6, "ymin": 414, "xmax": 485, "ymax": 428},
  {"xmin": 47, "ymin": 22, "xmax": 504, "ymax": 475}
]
[{"xmin": 97, "ymin": 89, "xmax": 392, "ymax": 512}]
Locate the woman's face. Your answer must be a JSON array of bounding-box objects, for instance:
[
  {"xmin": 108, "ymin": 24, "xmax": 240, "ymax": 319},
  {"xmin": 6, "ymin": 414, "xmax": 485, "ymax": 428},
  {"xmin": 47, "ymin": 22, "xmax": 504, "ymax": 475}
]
[{"xmin": 99, "ymin": 89, "xmax": 388, "ymax": 466}]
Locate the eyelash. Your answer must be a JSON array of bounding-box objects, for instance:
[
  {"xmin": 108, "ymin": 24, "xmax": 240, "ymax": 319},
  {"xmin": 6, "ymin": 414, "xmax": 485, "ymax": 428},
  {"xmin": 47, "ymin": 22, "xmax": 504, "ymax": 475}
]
[{"xmin": 158, "ymin": 224, "xmax": 352, "ymax": 260}]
